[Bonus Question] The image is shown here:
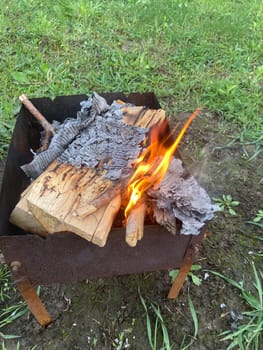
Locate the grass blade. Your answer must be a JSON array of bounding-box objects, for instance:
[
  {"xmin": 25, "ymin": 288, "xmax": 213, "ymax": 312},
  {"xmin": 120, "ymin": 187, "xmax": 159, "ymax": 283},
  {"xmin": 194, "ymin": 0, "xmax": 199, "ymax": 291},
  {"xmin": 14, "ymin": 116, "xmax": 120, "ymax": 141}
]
[
  {"xmin": 0, "ymin": 332, "xmax": 21, "ymax": 340},
  {"xmin": 207, "ymin": 270, "xmax": 244, "ymax": 291},
  {"xmin": 188, "ymin": 293, "xmax": 198, "ymax": 338},
  {"xmin": 151, "ymin": 303, "xmax": 171, "ymax": 350},
  {"xmin": 251, "ymin": 262, "xmax": 262, "ymax": 307},
  {"xmin": 241, "ymin": 290, "xmax": 261, "ymax": 310},
  {"xmin": 138, "ymin": 288, "xmax": 154, "ymax": 349},
  {"xmin": 153, "ymin": 315, "xmax": 158, "ymax": 350},
  {"xmin": 180, "ymin": 292, "xmax": 199, "ymax": 350},
  {"xmin": 211, "ymin": 264, "xmax": 263, "ymax": 349}
]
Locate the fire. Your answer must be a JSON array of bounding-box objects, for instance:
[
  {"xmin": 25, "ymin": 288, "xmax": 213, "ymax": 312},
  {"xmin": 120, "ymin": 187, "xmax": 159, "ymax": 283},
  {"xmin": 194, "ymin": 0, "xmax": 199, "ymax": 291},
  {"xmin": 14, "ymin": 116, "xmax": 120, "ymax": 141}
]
[{"xmin": 125, "ymin": 108, "xmax": 202, "ymax": 218}]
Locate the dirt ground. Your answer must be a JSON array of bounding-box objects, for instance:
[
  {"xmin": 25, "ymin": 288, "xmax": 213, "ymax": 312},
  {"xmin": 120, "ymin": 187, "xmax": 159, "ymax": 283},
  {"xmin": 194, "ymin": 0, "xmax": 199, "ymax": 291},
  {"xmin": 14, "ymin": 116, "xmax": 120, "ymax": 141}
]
[{"xmin": 0, "ymin": 111, "xmax": 262, "ymax": 349}]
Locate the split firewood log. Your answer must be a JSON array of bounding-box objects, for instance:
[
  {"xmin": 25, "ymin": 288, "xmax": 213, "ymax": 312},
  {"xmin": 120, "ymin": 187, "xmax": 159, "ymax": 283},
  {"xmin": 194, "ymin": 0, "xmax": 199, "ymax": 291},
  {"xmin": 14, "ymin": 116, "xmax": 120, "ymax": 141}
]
[
  {"xmin": 25, "ymin": 161, "xmax": 113, "ymax": 234},
  {"xmin": 91, "ymin": 194, "xmax": 122, "ymax": 247},
  {"xmin": 9, "ymin": 185, "xmax": 48, "ymax": 236},
  {"xmin": 125, "ymin": 199, "xmax": 147, "ymax": 247}
]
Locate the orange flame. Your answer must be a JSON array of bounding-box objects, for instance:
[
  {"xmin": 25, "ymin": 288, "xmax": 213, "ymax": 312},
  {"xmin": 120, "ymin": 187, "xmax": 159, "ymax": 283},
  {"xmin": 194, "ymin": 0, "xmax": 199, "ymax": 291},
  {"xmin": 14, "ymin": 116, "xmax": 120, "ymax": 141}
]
[{"xmin": 125, "ymin": 108, "xmax": 202, "ymax": 218}]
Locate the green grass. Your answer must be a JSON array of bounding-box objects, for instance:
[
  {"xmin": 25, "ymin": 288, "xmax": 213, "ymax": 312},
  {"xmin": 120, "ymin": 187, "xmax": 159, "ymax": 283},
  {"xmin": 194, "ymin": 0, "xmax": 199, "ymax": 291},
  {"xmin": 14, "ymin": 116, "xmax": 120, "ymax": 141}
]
[
  {"xmin": 169, "ymin": 264, "xmax": 202, "ymax": 286},
  {"xmin": 1, "ymin": 341, "xmax": 38, "ymax": 350},
  {"xmin": 0, "ymin": 265, "xmax": 13, "ymax": 304},
  {"xmin": 213, "ymin": 194, "xmax": 240, "ymax": 216},
  {"xmin": 138, "ymin": 287, "xmax": 172, "ymax": 350},
  {"xmin": 0, "ymin": 265, "xmax": 27, "ymax": 342},
  {"xmin": 0, "ymin": 0, "xmax": 262, "ymax": 158},
  {"xmin": 179, "ymin": 292, "xmax": 199, "ymax": 350},
  {"xmin": 208, "ymin": 262, "xmax": 263, "ymax": 350},
  {"xmin": 139, "ymin": 287, "xmax": 199, "ymax": 349}
]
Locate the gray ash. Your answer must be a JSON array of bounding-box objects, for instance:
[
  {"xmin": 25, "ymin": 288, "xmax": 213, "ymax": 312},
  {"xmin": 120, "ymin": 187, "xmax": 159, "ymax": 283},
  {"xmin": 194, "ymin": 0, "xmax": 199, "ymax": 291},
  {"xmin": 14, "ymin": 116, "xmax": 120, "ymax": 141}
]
[{"xmin": 21, "ymin": 93, "xmax": 147, "ymax": 180}]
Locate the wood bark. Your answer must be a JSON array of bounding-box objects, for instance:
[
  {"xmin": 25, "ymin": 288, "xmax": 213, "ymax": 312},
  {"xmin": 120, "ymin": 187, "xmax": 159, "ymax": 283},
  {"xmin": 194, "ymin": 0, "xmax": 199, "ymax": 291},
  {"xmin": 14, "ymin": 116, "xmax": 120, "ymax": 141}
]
[{"xmin": 148, "ymin": 157, "xmax": 219, "ymax": 236}]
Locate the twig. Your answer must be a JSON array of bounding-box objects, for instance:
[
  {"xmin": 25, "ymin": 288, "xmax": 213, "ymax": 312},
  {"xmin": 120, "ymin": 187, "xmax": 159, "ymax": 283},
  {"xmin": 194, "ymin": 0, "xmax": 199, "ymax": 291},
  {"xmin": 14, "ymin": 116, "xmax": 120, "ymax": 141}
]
[{"xmin": 19, "ymin": 94, "xmax": 55, "ymax": 151}]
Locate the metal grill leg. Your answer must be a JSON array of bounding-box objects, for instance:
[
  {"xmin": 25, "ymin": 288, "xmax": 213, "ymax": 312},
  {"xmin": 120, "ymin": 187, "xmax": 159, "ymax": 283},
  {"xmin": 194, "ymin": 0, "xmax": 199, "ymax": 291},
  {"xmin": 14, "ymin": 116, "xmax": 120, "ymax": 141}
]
[
  {"xmin": 167, "ymin": 232, "xmax": 205, "ymax": 299},
  {"xmin": 16, "ymin": 278, "xmax": 52, "ymax": 327},
  {"xmin": 167, "ymin": 255, "xmax": 193, "ymax": 299},
  {"xmin": 10, "ymin": 261, "xmax": 52, "ymax": 327},
  {"xmin": 17, "ymin": 279, "xmax": 52, "ymax": 327}
]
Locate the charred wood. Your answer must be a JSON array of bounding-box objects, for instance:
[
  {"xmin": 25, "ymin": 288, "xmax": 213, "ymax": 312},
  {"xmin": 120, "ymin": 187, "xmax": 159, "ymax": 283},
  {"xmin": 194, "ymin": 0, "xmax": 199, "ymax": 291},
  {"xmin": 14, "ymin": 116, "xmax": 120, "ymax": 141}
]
[{"xmin": 148, "ymin": 157, "xmax": 219, "ymax": 236}]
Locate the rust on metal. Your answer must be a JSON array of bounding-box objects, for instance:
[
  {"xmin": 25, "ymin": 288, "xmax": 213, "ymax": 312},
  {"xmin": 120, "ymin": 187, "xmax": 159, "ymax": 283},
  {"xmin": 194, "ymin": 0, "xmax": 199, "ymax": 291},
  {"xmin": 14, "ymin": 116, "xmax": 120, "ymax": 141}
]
[
  {"xmin": 16, "ymin": 278, "xmax": 52, "ymax": 327},
  {"xmin": 168, "ymin": 256, "xmax": 193, "ymax": 299},
  {"xmin": 9, "ymin": 260, "xmax": 52, "ymax": 327},
  {"xmin": 0, "ymin": 228, "xmax": 198, "ymax": 285},
  {"xmin": 168, "ymin": 232, "xmax": 205, "ymax": 299}
]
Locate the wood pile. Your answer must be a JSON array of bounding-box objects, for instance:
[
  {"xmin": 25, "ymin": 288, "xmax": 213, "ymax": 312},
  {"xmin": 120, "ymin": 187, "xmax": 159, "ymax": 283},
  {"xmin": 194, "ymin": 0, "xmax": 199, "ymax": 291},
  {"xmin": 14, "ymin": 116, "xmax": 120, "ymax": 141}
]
[
  {"xmin": 10, "ymin": 93, "xmax": 218, "ymax": 247},
  {"xmin": 10, "ymin": 94, "xmax": 165, "ymax": 246}
]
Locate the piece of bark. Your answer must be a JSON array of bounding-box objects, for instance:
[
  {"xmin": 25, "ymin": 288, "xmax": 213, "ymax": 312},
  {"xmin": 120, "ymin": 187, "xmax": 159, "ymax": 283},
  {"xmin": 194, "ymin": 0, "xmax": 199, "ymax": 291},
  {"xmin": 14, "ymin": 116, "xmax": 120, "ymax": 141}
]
[
  {"xmin": 148, "ymin": 157, "xmax": 219, "ymax": 236},
  {"xmin": 91, "ymin": 92, "xmax": 110, "ymax": 116},
  {"xmin": 125, "ymin": 199, "xmax": 147, "ymax": 247},
  {"xmin": 21, "ymin": 110, "xmax": 96, "ymax": 178},
  {"xmin": 75, "ymin": 107, "xmax": 166, "ymax": 216},
  {"xmin": 21, "ymin": 95, "xmax": 151, "ymax": 181}
]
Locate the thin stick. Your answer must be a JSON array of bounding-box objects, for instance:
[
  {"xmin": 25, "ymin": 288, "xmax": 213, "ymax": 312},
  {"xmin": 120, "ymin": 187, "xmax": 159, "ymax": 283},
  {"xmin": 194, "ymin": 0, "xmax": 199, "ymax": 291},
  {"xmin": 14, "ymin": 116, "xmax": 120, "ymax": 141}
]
[
  {"xmin": 19, "ymin": 94, "xmax": 55, "ymax": 150},
  {"xmin": 125, "ymin": 198, "xmax": 147, "ymax": 247}
]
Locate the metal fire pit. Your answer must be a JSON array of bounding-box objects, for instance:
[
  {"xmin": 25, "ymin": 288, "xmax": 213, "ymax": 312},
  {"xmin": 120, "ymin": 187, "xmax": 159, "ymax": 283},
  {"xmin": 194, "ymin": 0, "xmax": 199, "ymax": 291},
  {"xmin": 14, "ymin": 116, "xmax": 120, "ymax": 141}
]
[{"xmin": 0, "ymin": 92, "xmax": 206, "ymax": 326}]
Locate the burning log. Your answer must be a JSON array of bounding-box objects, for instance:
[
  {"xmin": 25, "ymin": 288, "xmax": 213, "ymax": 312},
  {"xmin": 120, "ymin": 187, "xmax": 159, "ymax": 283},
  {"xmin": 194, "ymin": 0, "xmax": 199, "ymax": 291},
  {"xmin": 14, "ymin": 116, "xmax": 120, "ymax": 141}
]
[
  {"xmin": 123, "ymin": 108, "xmax": 218, "ymax": 238},
  {"xmin": 125, "ymin": 199, "xmax": 147, "ymax": 247}
]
